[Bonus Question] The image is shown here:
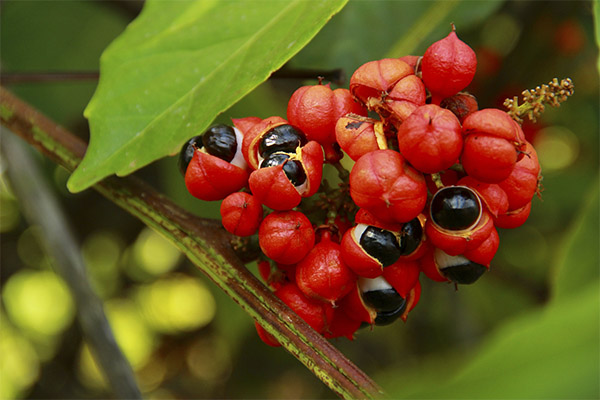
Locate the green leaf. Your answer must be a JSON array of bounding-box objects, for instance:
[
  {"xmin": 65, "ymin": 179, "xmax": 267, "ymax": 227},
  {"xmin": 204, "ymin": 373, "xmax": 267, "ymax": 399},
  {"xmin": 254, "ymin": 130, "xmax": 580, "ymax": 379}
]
[
  {"xmin": 68, "ymin": 0, "xmax": 347, "ymax": 192},
  {"xmin": 384, "ymin": 282, "xmax": 600, "ymax": 399},
  {"xmin": 552, "ymin": 179, "xmax": 599, "ymax": 300}
]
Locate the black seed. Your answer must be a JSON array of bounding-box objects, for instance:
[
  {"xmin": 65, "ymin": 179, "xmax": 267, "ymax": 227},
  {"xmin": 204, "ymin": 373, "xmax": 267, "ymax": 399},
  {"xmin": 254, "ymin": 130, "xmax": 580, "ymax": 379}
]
[
  {"xmin": 258, "ymin": 125, "xmax": 307, "ymax": 157},
  {"xmin": 362, "ymin": 288, "xmax": 404, "ymax": 313},
  {"xmin": 440, "ymin": 260, "xmax": 487, "ymax": 284},
  {"xmin": 430, "ymin": 186, "xmax": 481, "ymax": 231},
  {"xmin": 359, "ymin": 226, "xmax": 402, "ymax": 267},
  {"xmin": 374, "ymin": 302, "xmax": 407, "ymax": 326},
  {"xmin": 178, "ymin": 135, "xmax": 203, "ymax": 176},
  {"xmin": 260, "ymin": 152, "xmax": 307, "ymax": 187},
  {"xmin": 201, "ymin": 124, "xmax": 237, "ymax": 162},
  {"xmin": 399, "ymin": 217, "xmax": 423, "ymax": 256}
]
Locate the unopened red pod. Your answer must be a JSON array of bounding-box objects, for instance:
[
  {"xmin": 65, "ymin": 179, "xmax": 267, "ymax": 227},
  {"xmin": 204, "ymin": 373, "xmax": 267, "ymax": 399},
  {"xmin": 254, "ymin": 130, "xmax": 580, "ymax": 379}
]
[
  {"xmin": 350, "ymin": 150, "xmax": 427, "ymax": 224},
  {"xmin": 396, "ymin": 104, "xmax": 463, "ymax": 174},
  {"xmin": 498, "ymin": 141, "xmax": 541, "ymax": 210},
  {"xmin": 249, "ymin": 141, "xmax": 323, "ymax": 210},
  {"xmin": 350, "ymin": 59, "xmax": 414, "ymax": 109},
  {"xmin": 461, "ymin": 108, "xmax": 526, "ymax": 183},
  {"xmin": 275, "ymin": 283, "xmax": 334, "ymax": 334},
  {"xmin": 220, "ymin": 192, "xmax": 263, "ymax": 237},
  {"xmin": 457, "ymin": 176, "xmax": 509, "ymax": 218},
  {"xmin": 385, "ymin": 74, "xmax": 427, "ymax": 122},
  {"xmin": 296, "ymin": 233, "xmax": 356, "ymax": 304},
  {"xmin": 287, "ymin": 84, "xmax": 367, "ymax": 147},
  {"xmin": 421, "ymin": 27, "xmax": 477, "ymax": 105},
  {"xmin": 425, "ymin": 186, "xmax": 495, "ymax": 255},
  {"xmin": 258, "ymin": 211, "xmax": 315, "ymax": 265},
  {"xmin": 495, "ymin": 201, "xmax": 532, "ymax": 229},
  {"xmin": 335, "ymin": 116, "xmax": 387, "ymax": 161}
]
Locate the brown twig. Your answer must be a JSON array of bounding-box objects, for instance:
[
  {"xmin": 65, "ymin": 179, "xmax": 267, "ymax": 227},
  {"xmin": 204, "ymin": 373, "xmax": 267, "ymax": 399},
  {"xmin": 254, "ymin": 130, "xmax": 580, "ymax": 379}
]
[{"xmin": 0, "ymin": 86, "xmax": 384, "ymax": 399}]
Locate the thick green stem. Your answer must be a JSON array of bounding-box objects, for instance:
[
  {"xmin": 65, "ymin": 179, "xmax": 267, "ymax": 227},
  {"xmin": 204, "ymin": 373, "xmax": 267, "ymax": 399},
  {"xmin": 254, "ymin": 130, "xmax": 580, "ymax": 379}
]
[{"xmin": 0, "ymin": 86, "xmax": 385, "ymax": 399}]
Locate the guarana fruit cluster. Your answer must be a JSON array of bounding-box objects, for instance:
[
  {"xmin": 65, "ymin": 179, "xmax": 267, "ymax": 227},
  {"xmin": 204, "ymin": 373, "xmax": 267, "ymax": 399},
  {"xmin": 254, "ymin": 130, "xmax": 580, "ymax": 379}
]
[{"xmin": 178, "ymin": 27, "xmax": 542, "ymax": 346}]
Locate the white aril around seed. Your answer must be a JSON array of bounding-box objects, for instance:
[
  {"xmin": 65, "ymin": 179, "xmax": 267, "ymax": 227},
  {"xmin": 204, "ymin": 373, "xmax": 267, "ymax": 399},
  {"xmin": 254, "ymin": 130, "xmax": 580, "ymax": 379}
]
[
  {"xmin": 352, "ymin": 223, "xmax": 368, "ymax": 243},
  {"xmin": 434, "ymin": 247, "xmax": 470, "ymax": 270},
  {"xmin": 358, "ymin": 275, "xmax": 393, "ymax": 294},
  {"xmin": 230, "ymin": 127, "xmax": 248, "ymax": 170}
]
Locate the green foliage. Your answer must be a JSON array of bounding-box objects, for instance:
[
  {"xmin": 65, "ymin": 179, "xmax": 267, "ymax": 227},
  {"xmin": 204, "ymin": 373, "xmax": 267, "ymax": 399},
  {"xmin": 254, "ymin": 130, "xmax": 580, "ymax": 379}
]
[{"xmin": 67, "ymin": 0, "xmax": 348, "ymax": 192}]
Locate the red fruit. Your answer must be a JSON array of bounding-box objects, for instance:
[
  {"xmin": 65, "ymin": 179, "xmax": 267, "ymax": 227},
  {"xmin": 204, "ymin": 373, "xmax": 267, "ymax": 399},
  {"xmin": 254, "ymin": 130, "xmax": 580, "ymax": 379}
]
[
  {"xmin": 323, "ymin": 307, "xmax": 362, "ymax": 340},
  {"xmin": 232, "ymin": 116, "xmax": 262, "ymax": 136},
  {"xmin": 425, "ymin": 169, "xmax": 461, "ymax": 195},
  {"xmin": 396, "ymin": 104, "xmax": 463, "ymax": 174},
  {"xmin": 258, "ymin": 211, "xmax": 315, "ymax": 264},
  {"xmin": 385, "ymin": 74, "xmax": 427, "ymax": 122},
  {"xmin": 495, "ymin": 202, "xmax": 532, "ymax": 229},
  {"xmin": 350, "ymin": 149, "xmax": 428, "ymax": 223},
  {"xmin": 354, "ymin": 208, "xmax": 403, "ymax": 233},
  {"xmin": 242, "ymin": 116, "xmax": 288, "ymax": 169},
  {"xmin": 287, "ymin": 84, "xmax": 367, "ymax": 147},
  {"xmin": 463, "ymin": 227, "xmax": 499, "ymax": 266},
  {"xmin": 340, "ymin": 225, "xmax": 387, "ymax": 278},
  {"xmin": 296, "ymin": 235, "xmax": 356, "ymax": 304},
  {"xmin": 421, "ymin": 27, "xmax": 477, "ymax": 104},
  {"xmin": 249, "ymin": 141, "xmax": 324, "ymax": 210},
  {"xmin": 420, "ymin": 245, "xmax": 489, "ymax": 285},
  {"xmin": 440, "ymin": 92, "xmax": 479, "ymax": 123},
  {"xmin": 426, "ymin": 209, "xmax": 495, "ymax": 256},
  {"xmin": 339, "ymin": 284, "xmax": 377, "ymax": 325},
  {"xmin": 382, "ymin": 259, "xmax": 420, "ymax": 298},
  {"xmin": 184, "ymin": 150, "xmax": 249, "ymax": 201},
  {"xmin": 461, "ymin": 108, "xmax": 526, "ymax": 183},
  {"xmin": 398, "ymin": 55, "xmax": 421, "ymax": 71},
  {"xmin": 335, "ymin": 116, "xmax": 387, "ymax": 161},
  {"xmin": 401, "ymin": 280, "xmax": 421, "ymax": 322},
  {"xmin": 275, "ymin": 283, "xmax": 334, "ymax": 334},
  {"xmin": 254, "ymin": 321, "xmax": 281, "ymax": 347},
  {"xmin": 498, "ymin": 141, "xmax": 541, "ymax": 210},
  {"xmin": 457, "ymin": 176, "xmax": 509, "ymax": 218},
  {"xmin": 257, "ymin": 260, "xmax": 288, "ymax": 290},
  {"xmin": 350, "ymin": 59, "xmax": 414, "ymax": 108},
  {"xmin": 220, "ymin": 192, "xmax": 263, "ymax": 237}
]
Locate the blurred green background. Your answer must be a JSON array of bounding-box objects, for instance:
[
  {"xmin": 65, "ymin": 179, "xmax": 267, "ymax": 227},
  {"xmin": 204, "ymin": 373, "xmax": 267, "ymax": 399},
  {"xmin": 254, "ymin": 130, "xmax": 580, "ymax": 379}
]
[{"xmin": 1, "ymin": 1, "xmax": 598, "ymax": 399}]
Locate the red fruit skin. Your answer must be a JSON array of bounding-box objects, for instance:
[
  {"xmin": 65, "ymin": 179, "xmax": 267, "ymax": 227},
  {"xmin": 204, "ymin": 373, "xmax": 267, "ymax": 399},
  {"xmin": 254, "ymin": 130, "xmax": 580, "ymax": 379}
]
[
  {"xmin": 495, "ymin": 202, "xmax": 532, "ymax": 229},
  {"xmin": 335, "ymin": 116, "xmax": 383, "ymax": 161},
  {"xmin": 258, "ymin": 211, "xmax": 315, "ymax": 265},
  {"xmin": 396, "ymin": 104, "xmax": 463, "ymax": 174},
  {"xmin": 275, "ymin": 283, "xmax": 334, "ymax": 334},
  {"xmin": 382, "ymin": 259, "xmax": 420, "ymax": 297},
  {"xmin": 401, "ymin": 280, "xmax": 421, "ymax": 322},
  {"xmin": 440, "ymin": 92, "xmax": 479, "ymax": 123},
  {"xmin": 354, "ymin": 208, "xmax": 403, "ymax": 232},
  {"xmin": 296, "ymin": 238, "xmax": 356, "ymax": 304},
  {"xmin": 457, "ymin": 176, "xmax": 509, "ymax": 218},
  {"xmin": 461, "ymin": 134, "xmax": 519, "ymax": 183},
  {"xmin": 498, "ymin": 141, "xmax": 541, "ymax": 210},
  {"xmin": 232, "ymin": 116, "xmax": 262, "ymax": 136},
  {"xmin": 287, "ymin": 84, "xmax": 367, "ymax": 146},
  {"xmin": 323, "ymin": 307, "xmax": 362, "ymax": 340},
  {"xmin": 385, "ymin": 74, "xmax": 427, "ymax": 121},
  {"xmin": 249, "ymin": 165, "xmax": 302, "ymax": 210},
  {"xmin": 421, "ymin": 29, "xmax": 477, "ymax": 104},
  {"xmin": 254, "ymin": 321, "xmax": 281, "ymax": 347},
  {"xmin": 398, "ymin": 55, "xmax": 420, "ymax": 70},
  {"xmin": 463, "ymin": 227, "xmax": 499, "ymax": 266},
  {"xmin": 350, "ymin": 150, "xmax": 428, "ymax": 223},
  {"xmin": 350, "ymin": 59, "xmax": 414, "ymax": 106},
  {"xmin": 425, "ymin": 209, "xmax": 495, "ymax": 256},
  {"xmin": 299, "ymin": 140, "xmax": 325, "ymax": 198},
  {"xmin": 340, "ymin": 284, "xmax": 377, "ymax": 325},
  {"xmin": 419, "ymin": 243, "xmax": 449, "ymax": 282},
  {"xmin": 257, "ymin": 260, "xmax": 288, "ymax": 290},
  {"xmin": 184, "ymin": 150, "xmax": 249, "ymax": 201},
  {"xmin": 242, "ymin": 116, "xmax": 288, "ymax": 169},
  {"xmin": 340, "ymin": 226, "xmax": 384, "ymax": 278},
  {"xmin": 220, "ymin": 192, "xmax": 263, "ymax": 237}
]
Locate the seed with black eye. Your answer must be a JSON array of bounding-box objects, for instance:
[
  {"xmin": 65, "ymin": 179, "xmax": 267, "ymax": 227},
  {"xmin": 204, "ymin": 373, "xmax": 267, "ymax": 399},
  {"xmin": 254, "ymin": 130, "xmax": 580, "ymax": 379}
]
[
  {"xmin": 178, "ymin": 135, "xmax": 203, "ymax": 176},
  {"xmin": 260, "ymin": 152, "xmax": 307, "ymax": 187},
  {"xmin": 435, "ymin": 248, "xmax": 487, "ymax": 284},
  {"xmin": 374, "ymin": 303, "xmax": 406, "ymax": 326},
  {"xmin": 359, "ymin": 276, "xmax": 407, "ymax": 326},
  {"xmin": 430, "ymin": 186, "xmax": 481, "ymax": 231},
  {"xmin": 399, "ymin": 217, "xmax": 423, "ymax": 256},
  {"xmin": 201, "ymin": 124, "xmax": 238, "ymax": 163},
  {"xmin": 359, "ymin": 226, "xmax": 402, "ymax": 267},
  {"xmin": 258, "ymin": 125, "xmax": 307, "ymax": 157}
]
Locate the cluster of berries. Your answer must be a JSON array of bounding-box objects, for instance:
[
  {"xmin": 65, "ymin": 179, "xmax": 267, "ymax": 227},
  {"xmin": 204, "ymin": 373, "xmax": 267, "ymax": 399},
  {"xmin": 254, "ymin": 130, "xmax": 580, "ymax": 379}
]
[{"xmin": 178, "ymin": 27, "xmax": 541, "ymax": 346}]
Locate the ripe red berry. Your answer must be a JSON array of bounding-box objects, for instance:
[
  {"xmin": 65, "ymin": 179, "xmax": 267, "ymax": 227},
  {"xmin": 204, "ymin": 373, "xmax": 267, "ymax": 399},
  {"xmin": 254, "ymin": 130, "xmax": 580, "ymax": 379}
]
[
  {"xmin": 497, "ymin": 141, "xmax": 541, "ymax": 210},
  {"xmin": 385, "ymin": 74, "xmax": 427, "ymax": 122},
  {"xmin": 254, "ymin": 321, "xmax": 281, "ymax": 347},
  {"xmin": 258, "ymin": 211, "xmax": 315, "ymax": 265},
  {"xmin": 335, "ymin": 116, "xmax": 386, "ymax": 161},
  {"xmin": 421, "ymin": 27, "xmax": 477, "ymax": 105},
  {"xmin": 220, "ymin": 192, "xmax": 263, "ymax": 237},
  {"xmin": 349, "ymin": 149, "xmax": 427, "ymax": 224},
  {"xmin": 396, "ymin": 104, "xmax": 463, "ymax": 174},
  {"xmin": 296, "ymin": 233, "xmax": 356, "ymax": 304},
  {"xmin": 495, "ymin": 202, "xmax": 532, "ymax": 229},
  {"xmin": 350, "ymin": 59, "xmax": 414, "ymax": 108},
  {"xmin": 275, "ymin": 283, "xmax": 334, "ymax": 334}
]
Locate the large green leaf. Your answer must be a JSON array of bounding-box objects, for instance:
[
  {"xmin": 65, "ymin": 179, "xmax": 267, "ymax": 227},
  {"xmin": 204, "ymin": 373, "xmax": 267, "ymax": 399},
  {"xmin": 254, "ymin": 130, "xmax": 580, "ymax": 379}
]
[{"xmin": 67, "ymin": 0, "xmax": 347, "ymax": 192}]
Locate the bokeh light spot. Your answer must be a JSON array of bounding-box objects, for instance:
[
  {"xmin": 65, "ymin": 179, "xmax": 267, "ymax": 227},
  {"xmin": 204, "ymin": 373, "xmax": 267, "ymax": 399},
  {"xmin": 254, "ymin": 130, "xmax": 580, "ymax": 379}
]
[
  {"xmin": 536, "ymin": 126, "xmax": 579, "ymax": 172},
  {"xmin": 132, "ymin": 228, "xmax": 181, "ymax": 276},
  {"xmin": 3, "ymin": 270, "xmax": 75, "ymax": 338},
  {"xmin": 0, "ymin": 317, "xmax": 40, "ymax": 399},
  {"xmin": 82, "ymin": 230, "xmax": 124, "ymax": 297}
]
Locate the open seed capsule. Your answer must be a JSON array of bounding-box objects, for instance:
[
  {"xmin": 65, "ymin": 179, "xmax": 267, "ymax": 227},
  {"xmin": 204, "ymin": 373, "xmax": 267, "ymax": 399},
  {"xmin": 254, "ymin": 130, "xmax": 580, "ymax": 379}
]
[
  {"xmin": 258, "ymin": 124, "xmax": 307, "ymax": 158},
  {"xmin": 430, "ymin": 186, "xmax": 482, "ymax": 231},
  {"xmin": 359, "ymin": 276, "xmax": 406, "ymax": 326}
]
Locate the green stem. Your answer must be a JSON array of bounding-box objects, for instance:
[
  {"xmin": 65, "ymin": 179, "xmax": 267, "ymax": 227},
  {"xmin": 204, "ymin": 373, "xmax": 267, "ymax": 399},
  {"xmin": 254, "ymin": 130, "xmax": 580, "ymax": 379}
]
[{"xmin": 0, "ymin": 86, "xmax": 384, "ymax": 400}]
